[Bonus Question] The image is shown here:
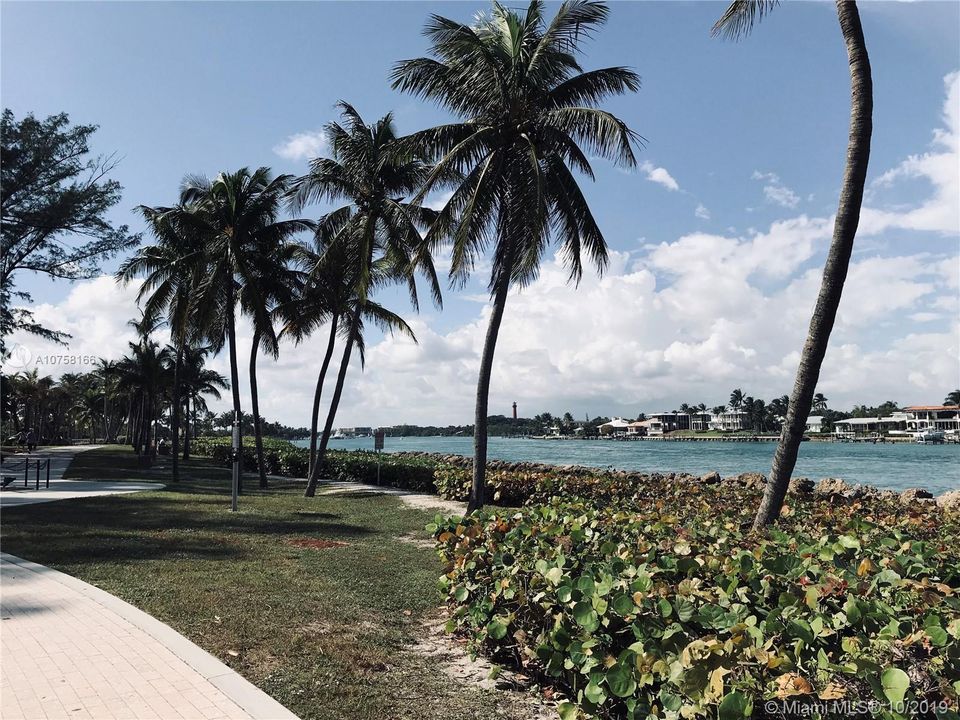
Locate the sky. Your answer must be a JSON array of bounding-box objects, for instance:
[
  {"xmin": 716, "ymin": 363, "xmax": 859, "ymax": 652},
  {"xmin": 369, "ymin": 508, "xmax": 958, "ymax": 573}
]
[{"xmin": 2, "ymin": 1, "xmax": 958, "ymax": 427}]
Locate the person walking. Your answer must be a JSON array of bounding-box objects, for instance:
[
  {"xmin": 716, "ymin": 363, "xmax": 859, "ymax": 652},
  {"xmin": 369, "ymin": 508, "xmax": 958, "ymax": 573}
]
[{"xmin": 25, "ymin": 429, "xmax": 36, "ymax": 453}]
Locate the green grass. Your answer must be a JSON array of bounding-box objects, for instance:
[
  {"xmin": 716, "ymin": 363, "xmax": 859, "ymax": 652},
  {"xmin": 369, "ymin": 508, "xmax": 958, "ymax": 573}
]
[{"xmin": 2, "ymin": 446, "xmax": 534, "ymax": 720}]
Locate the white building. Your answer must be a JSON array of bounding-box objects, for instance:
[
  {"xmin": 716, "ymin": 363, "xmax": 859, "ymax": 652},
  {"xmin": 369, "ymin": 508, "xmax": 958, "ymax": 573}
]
[
  {"xmin": 806, "ymin": 416, "xmax": 824, "ymax": 433},
  {"xmin": 904, "ymin": 405, "xmax": 960, "ymax": 432},
  {"xmin": 709, "ymin": 410, "xmax": 750, "ymax": 431},
  {"xmin": 597, "ymin": 418, "xmax": 631, "ymax": 436}
]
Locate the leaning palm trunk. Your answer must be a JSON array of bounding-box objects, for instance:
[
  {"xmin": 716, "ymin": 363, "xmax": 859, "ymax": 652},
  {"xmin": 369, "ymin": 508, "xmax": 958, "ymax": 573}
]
[
  {"xmin": 170, "ymin": 346, "xmax": 182, "ymax": 482},
  {"xmin": 305, "ymin": 313, "xmax": 358, "ymax": 498},
  {"xmin": 308, "ymin": 314, "xmax": 340, "ymax": 482},
  {"xmin": 754, "ymin": 0, "xmax": 872, "ymax": 530},
  {"xmin": 468, "ymin": 273, "xmax": 511, "ymax": 513},
  {"xmin": 250, "ymin": 329, "xmax": 268, "ymax": 489}
]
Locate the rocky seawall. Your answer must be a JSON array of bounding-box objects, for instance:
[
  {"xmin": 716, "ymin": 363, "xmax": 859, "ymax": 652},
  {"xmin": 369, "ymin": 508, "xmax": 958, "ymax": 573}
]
[{"xmin": 392, "ymin": 450, "xmax": 960, "ymax": 511}]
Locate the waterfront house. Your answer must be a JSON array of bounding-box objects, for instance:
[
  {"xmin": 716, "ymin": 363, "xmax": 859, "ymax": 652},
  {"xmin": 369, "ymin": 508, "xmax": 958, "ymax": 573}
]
[
  {"xmin": 708, "ymin": 410, "xmax": 750, "ymax": 431},
  {"xmin": 689, "ymin": 412, "xmax": 712, "ymax": 431},
  {"xmin": 598, "ymin": 417, "xmax": 631, "ymax": 436},
  {"xmin": 904, "ymin": 405, "xmax": 960, "ymax": 433},
  {"xmin": 626, "ymin": 420, "xmax": 648, "ymax": 436},
  {"xmin": 649, "ymin": 412, "xmax": 690, "ymax": 432},
  {"xmin": 806, "ymin": 416, "xmax": 825, "ymax": 433},
  {"xmin": 833, "ymin": 416, "xmax": 907, "ymax": 437}
]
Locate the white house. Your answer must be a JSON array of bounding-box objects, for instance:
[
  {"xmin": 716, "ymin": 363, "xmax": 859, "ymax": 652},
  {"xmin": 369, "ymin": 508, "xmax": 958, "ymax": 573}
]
[
  {"xmin": 904, "ymin": 405, "xmax": 960, "ymax": 432},
  {"xmin": 806, "ymin": 416, "xmax": 824, "ymax": 433},
  {"xmin": 597, "ymin": 417, "xmax": 631, "ymax": 436},
  {"xmin": 709, "ymin": 410, "xmax": 750, "ymax": 431}
]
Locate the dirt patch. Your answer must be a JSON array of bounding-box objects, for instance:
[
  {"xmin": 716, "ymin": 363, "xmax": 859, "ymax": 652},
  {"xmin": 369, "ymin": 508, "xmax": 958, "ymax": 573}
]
[
  {"xmin": 395, "ymin": 532, "xmax": 437, "ymax": 550},
  {"xmin": 408, "ymin": 611, "xmax": 555, "ymax": 719},
  {"xmin": 286, "ymin": 538, "xmax": 349, "ymax": 550}
]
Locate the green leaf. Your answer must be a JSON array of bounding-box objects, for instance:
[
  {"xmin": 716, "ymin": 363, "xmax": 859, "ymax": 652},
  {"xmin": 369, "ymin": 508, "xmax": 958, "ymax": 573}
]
[
  {"xmin": 487, "ymin": 618, "xmax": 508, "ymax": 640},
  {"xmin": 546, "ymin": 567, "xmax": 564, "ymax": 585},
  {"xmin": 605, "ymin": 661, "xmax": 637, "ymax": 698},
  {"xmin": 658, "ymin": 598, "xmax": 673, "ymax": 618},
  {"xmin": 718, "ymin": 691, "xmax": 752, "ymax": 719},
  {"xmin": 674, "ymin": 598, "xmax": 695, "ymax": 622},
  {"xmin": 573, "ymin": 601, "xmax": 599, "ymax": 632},
  {"xmin": 880, "ymin": 667, "xmax": 910, "ymax": 704},
  {"xmin": 558, "ymin": 701, "xmax": 579, "ymax": 720},
  {"xmin": 454, "ymin": 585, "xmax": 469, "ymax": 602},
  {"xmin": 584, "ymin": 680, "xmax": 607, "ymax": 705},
  {"xmin": 612, "ymin": 593, "xmax": 635, "ymax": 616}
]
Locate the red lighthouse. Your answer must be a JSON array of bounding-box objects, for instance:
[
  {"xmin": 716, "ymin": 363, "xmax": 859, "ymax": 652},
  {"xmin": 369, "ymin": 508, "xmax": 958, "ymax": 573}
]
[{"xmin": 512, "ymin": 401, "xmax": 517, "ymax": 420}]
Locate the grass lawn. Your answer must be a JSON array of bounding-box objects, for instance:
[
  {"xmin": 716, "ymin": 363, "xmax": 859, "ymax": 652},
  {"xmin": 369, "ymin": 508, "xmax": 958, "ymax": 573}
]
[{"xmin": 2, "ymin": 446, "xmax": 536, "ymax": 720}]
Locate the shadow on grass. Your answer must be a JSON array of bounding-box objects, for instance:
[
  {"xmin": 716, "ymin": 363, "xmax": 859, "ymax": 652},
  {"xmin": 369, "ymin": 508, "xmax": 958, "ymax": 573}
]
[{"xmin": 1, "ymin": 491, "xmax": 374, "ymax": 568}]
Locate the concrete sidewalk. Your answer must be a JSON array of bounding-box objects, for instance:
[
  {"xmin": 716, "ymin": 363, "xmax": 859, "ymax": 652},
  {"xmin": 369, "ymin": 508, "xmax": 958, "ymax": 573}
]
[
  {"xmin": 0, "ymin": 446, "xmax": 162, "ymax": 508},
  {"xmin": 0, "ymin": 553, "xmax": 299, "ymax": 720}
]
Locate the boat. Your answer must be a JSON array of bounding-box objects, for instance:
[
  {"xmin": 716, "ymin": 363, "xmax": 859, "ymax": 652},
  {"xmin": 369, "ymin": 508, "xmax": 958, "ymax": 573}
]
[
  {"xmin": 914, "ymin": 429, "xmax": 945, "ymax": 444},
  {"xmin": 331, "ymin": 430, "xmax": 347, "ymax": 440}
]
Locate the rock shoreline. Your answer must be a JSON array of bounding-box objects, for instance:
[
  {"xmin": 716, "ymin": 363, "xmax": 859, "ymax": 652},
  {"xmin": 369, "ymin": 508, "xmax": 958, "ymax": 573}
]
[{"xmin": 392, "ymin": 450, "xmax": 959, "ymax": 511}]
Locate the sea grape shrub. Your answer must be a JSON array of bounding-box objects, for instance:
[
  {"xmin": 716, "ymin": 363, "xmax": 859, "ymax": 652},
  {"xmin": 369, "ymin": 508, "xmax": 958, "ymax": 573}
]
[{"xmin": 432, "ymin": 496, "xmax": 960, "ymax": 720}]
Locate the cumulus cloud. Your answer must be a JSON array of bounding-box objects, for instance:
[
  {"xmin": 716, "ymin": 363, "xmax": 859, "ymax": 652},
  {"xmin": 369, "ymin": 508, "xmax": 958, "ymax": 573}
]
[
  {"xmin": 640, "ymin": 161, "xmax": 680, "ymax": 191},
  {"xmin": 272, "ymin": 130, "xmax": 327, "ymax": 161},
  {"xmin": 752, "ymin": 170, "xmax": 800, "ymax": 208},
  {"xmin": 860, "ymin": 71, "xmax": 960, "ymax": 236}
]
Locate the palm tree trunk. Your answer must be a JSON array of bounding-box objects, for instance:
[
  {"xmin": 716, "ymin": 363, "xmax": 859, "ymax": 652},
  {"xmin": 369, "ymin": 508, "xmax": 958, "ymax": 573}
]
[
  {"xmin": 305, "ymin": 313, "xmax": 357, "ymax": 498},
  {"xmin": 182, "ymin": 395, "xmax": 191, "ymax": 460},
  {"xmin": 754, "ymin": 0, "xmax": 872, "ymax": 530},
  {"xmin": 249, "ymin": 329, "xmax": 268, "ymax": 489},
  {"xmin": 468, "ymin": 273, "xmax": 511, "ymax": 513},
  {"xmin": 170, "ymin": 345, "xmax": 182, "ymax": 482},
  {"xmin": 308, "ymin": 314, "xmax": 339, "ymax": 482},
  {"xmin": 227, "ymin": 288, "xmax": 244, "ymax": 498}
]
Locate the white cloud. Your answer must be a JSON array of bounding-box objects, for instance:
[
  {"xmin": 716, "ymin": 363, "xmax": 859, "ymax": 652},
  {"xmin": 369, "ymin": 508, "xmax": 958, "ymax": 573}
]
[
  {"xmin": 860, "ymin": 72, "xmax": 960, "ymax": 236},
  {"xmin": 272, "ymin": 130, "xmax": 327, "ymax": 161},
  {"xmin": 752, "ymin": 170, "xmax": 800, "ymax": 208},
  {"xmin": 639, "ymin": 161, "xmax": 680, "ymax": 191},
  {"xmin": 695, "ymin": 203, "xmax": 710, "ymax": 220}
]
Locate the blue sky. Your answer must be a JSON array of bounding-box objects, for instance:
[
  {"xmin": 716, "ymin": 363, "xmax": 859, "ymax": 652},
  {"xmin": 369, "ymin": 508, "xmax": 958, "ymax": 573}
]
[{"xmin": 3, "ymin": 1, "xmax": 958, "ymax": 426}]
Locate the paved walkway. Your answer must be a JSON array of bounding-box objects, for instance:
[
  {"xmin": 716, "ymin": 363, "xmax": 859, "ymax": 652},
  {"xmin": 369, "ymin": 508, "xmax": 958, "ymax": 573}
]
[
  {"xmin": 0, "ymin": 554, "xmax": 298, "ymax": 720},
  {"xmin": 0, "ymin": 447, "xmax": 162, "ymax": 508}
]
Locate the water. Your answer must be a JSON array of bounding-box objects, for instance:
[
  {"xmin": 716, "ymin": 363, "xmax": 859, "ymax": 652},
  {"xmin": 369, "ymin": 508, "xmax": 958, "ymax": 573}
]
[{"xmin": 294, "ymin": 436, "xmax": 960, "ymax": 495}]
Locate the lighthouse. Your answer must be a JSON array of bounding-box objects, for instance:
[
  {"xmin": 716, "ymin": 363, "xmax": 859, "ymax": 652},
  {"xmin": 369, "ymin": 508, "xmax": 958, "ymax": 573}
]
[{"xmin": 512, "ymin": 401, "xmax": 517, "ymax": 420}]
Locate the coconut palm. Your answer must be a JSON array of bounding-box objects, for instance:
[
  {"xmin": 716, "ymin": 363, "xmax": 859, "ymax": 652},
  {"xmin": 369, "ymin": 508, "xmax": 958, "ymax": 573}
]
[
  {"xmin": 118, "ymin": 203, "xmax": 208, "ymax": 480},
  {"xmin": 288, "ymin": 103, "xmax": 441, "ymax": 497},
  {"xmin": 179, "ymin": 345, "xmax": 228, "ymax": 459},
  {"xmin": 176, "ymin": 167, "xmax": 311, "ymax": 497},
  {"xmin": 729, "ymin": 389, "xmax": 745, "ymax": 411},
  {"xmin": 392, "ymin": 0, "xmax": 640, "ymax": 511},
  {"xmin": 812, "ymin": 392, "xmax": 828, "ymax": 412},
  {"xmin": 944, "ymin": 390, "xmax": 960, "ymax": 407},
  {"xmin": 713, "ymin": 0, "xmax": 873, "ymax": 529}
]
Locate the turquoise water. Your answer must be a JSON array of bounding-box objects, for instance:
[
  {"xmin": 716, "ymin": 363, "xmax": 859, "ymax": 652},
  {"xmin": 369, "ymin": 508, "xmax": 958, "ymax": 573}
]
[{"xmin": 295, "ymin": 436, "xmax": 960, "ymax": 495}]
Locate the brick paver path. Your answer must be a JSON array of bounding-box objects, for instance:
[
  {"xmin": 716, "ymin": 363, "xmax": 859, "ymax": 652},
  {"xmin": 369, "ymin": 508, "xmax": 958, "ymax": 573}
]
[{"xmin": 0, "ymin": 554, "xmax": 298, "ymax": 720}]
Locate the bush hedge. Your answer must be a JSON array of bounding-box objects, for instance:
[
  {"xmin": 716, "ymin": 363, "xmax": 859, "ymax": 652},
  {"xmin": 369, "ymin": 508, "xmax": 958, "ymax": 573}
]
[{"xmin": 432, "ymin": 490, "xmax": 960, "ymax": 720}]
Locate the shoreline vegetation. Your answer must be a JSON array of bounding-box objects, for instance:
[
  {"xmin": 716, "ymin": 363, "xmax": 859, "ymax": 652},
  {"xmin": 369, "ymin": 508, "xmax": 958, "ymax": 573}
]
[{"xmin": 191, "ymin": 436, "xmax": 960, "ymax": 506}]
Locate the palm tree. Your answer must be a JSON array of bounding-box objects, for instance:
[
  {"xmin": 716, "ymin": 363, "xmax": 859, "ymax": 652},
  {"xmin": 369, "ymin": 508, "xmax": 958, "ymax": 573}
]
[
  {"xmin": 944, "ymin": 390, "xmax": 960, "ymax": 407},
  {"xmin": 729, "ymin": 389, "xmax": 745, "ymax": 411},
  {"xmin": 177, "ymin": 167, "xmax": 310, "ymax": 500},
  {"xmin": 179, "ymin": 345, "xmax": 228, "ymax": 459},
  {"xmin": 288, "ymin": 103, "xmax": 440, "ymax": 497},
  {"xmin": 812, "ymin": 392, "xmax": 828, "ymax": 412},
  {"xmin": 118, "ymin": 203, "xmax": 208, "ymax": 480},
  {"xmin": 392, "ymin": 0, "xmax": 640, "ymax": 511},
  {"xmin": 714, "ymin": 0, "xmax": 873, "ymax": 529}
]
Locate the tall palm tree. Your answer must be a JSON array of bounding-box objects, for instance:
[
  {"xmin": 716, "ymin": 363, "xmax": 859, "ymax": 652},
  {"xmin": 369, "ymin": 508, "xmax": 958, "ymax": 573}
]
[
  {"xmin": 288, "ymin": 103, "xmax": 441, "ymax": 497},
  {"xmin": 177, "ymin": 167, "xmax": 310, "ymax": 499},
  {"xmin": 392, "ymin": 0, "xmax": 640, "ymax": 511},
  {"xmin": 118, "ymin": 203, "xmax": 207, "ymax": 480},
  {"xmin": 714, "ymin": 0, "xmax": 873, "ymax": 529},
  {"xmin": 812, "ymin": 392, "xmax": 828, "ymax": 412}
]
